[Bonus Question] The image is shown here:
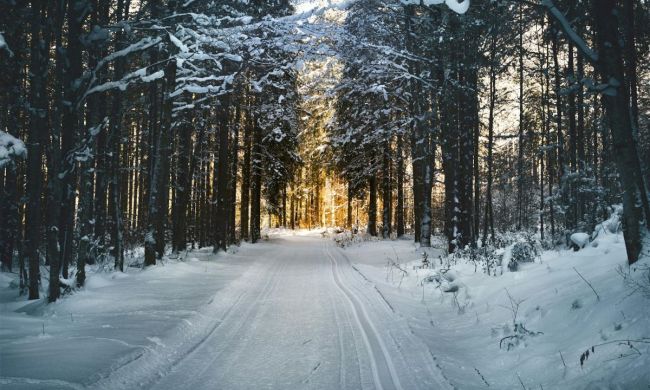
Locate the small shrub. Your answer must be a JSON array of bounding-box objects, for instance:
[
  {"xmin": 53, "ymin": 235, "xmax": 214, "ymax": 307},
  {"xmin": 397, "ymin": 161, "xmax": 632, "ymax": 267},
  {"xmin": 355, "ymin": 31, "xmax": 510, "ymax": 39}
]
[{"xmin": 507, "ymin": 235, "xmax": 540, "ymax": 272}]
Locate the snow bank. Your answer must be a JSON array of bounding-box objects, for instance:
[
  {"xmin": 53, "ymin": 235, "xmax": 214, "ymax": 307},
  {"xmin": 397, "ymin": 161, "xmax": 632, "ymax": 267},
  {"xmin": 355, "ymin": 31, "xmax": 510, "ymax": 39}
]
[
  {"xmin": 341, "ymin": 231, "xmax": 650, "ymax": 388},
  {"xmin": 570, "ymin": 232, "xmax": 590, "ymax": 249},
  {"xmin": 0, "ymin": 244, "xmax": 264, "ymax": 389}
]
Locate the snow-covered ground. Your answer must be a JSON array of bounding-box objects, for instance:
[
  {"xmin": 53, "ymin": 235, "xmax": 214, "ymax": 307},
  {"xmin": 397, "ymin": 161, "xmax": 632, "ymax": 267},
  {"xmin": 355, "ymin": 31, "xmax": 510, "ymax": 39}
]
[
  {"xmin": 0, "ymin": 243, "xmax": 267, "ymax": 389},
  {"xmin": 1, "ymin": 228, "xmax": 648, "ymax": 389},
  {"xmin": 1, "ymin": 234, "xmax": 449, "ymax": 390},
  {"xmin": 342, "ymin": 232, "xmax": 650, "ymax": 389}
]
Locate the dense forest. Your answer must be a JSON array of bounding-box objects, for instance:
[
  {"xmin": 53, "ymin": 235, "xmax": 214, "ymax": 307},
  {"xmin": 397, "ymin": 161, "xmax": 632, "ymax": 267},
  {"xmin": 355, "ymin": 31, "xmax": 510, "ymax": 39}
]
[{"xmin": 1, "ymin": 0, "xmax": 648, "ymax": 306}]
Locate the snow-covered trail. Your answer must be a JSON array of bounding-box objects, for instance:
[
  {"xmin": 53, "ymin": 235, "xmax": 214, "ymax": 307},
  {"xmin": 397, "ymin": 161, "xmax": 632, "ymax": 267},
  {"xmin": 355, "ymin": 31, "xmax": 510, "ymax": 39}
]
[{"xmin": 99, "ymin": 234, "xmax": 450, "ymax": 390}]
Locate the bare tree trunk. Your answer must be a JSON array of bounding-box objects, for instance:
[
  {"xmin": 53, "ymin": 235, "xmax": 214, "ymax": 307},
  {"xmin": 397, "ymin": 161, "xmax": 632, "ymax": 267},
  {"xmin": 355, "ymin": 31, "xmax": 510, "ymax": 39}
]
[
  {"xmin": 45, "ymin": 0, "xmax": 66, "ymax": 301},
  {"xmin": 483, "ymin": 33, "xmax": 497, "ymax": 246},
  {"xmin": 228, "ymin": 104, "xmax": 240, "ymax": 243},
  {"xmin": 25, "ymin": 0, "xmax": 50, "ymax": 300},
  {"xmin": 367, "ymin": 173, "xmax": 377, "ymax": 237},
  {"xmin": 396, "ymin": 134, "xmax": 405, "ymax": 237},
  {"xmin": 551, "ymin": 33, "xmax": 565, "ymax": 214},
  {"xmin": 592, "ymin": 0, "xmax": 650, "ymax": 264},
  {"xmin": 0, "ymin": 2, "xmax": 27, "ymax": 274},
  {"xmin": 516, "ymin": 1, "xmax": 525, "ymax": 231},
  {"xmin": 108, "ymin": 0, "xmax": 129, "ymax": 271},
  {"xmin": 250, "ymin": 123, "xmax": 262, "ymax": 243},
  {"xmin": 214, "ymin": 96, "xmax": 230, "ymax": 252},
  {"xmin": 623, "ymin": 0, "xmax": 639, "ymax": 133},
  {"xmin": 568, "ymin": 42, "xmax": 578, "ymax": 229},
  {"xmin": 240, "ymin": 109, "xmax": 252, "ymax": 241},
  {"xmin": 172, "ymin": 119, "xmax": 195, "ymax": 253},
  {"xmin": 347, "ymin": 183, "xmax": 353, "ymax": 229},
  {"xmin": 381, "ymin": 139, "xmax": 392, "ymax": 238},
  {"xmin": 58, "ymin": 0, "xmax": 89, "ymax": 280}
]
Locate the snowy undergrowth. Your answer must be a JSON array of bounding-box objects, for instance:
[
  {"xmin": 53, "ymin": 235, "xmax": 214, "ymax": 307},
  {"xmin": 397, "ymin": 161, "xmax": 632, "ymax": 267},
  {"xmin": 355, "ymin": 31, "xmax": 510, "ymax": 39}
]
[{"xmin": 340, "ymin": 230, "xmax": 650, "ymax": 389}]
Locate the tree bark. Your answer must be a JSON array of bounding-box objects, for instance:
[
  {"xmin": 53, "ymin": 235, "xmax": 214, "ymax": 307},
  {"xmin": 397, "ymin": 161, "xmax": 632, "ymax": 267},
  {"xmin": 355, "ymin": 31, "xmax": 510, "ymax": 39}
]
[
  {"xmin": 250, "ymin": 123, "xmax": 262, "ymax": 243},
  {"xmin": 381, "ymin": 139, "xmax": 392, "ymax": 238},
  {"xmin": 367, "ymin": 173, "xmax": 377, "ymax": 236},
  {"xmin": 214, "ymin": 96, "xmax": 230, "ymax": 252},
  {"xmin": 240, "ymin": 108, "xmax": 252, "ymax": 241},
  {"xmin": 25, "ymin": 0, "xmax": 50, "ymax": 300},
  {"xmin": 592, "ymin": 0, "xmax": 650, "ymax": 264},
  {"xmin": 396, "ymin": 134, "xmax": 405, "ymax": 237}
]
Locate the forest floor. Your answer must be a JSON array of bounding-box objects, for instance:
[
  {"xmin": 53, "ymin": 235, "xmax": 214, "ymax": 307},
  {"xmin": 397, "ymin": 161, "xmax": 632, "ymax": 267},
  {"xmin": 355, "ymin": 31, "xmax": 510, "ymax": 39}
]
[{"xmin": 1, "ymin": 230, "xmax": 649, "ymax": 389}]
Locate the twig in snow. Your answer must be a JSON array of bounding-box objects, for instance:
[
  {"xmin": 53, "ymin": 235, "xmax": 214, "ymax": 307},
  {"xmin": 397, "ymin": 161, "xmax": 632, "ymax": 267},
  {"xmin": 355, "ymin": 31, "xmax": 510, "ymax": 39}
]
[
  {"xmin": 572, "ymin": 267, "xmax": 600, "ymax": 301},
  {"xmin": 500, "ymin": 288, "xmax": 526, "ymax": 324},
  {"xmin": 475, "ymin": 368, "xmax": 489, "ymax": 387},
  {"xmin": 374, "ymin": 286, "xmax": 395, "ymax": 313},
  {"xmin": 517, "ymin": 373, "xmax": 526, "ymax": 390},
  {"xmin": 559, "ymin": 351, "xmax": 566, "ymax": 368},
  {"xmin": 590, "ymin": 338, "xmax": 650, "ymax": 349}
]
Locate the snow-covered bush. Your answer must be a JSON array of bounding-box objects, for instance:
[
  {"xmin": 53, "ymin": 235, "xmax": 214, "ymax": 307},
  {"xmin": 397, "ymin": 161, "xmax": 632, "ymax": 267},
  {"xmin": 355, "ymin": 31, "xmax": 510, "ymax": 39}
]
[
  {"xmin": 507, "ymin": 241, "xmax": 537, "ymax": 271},
  {"xmin": 0, "ymin": 130, "xmax": 26, "ymax": 168},
  {"xmin": 570, "ymin": 232, "xmax": 590, "ymax": 250},
  {"xmin": 461, "ymin": 246, "xmax": 502, "ymax": 276},
  {"xmin": 333, "ymin": 230, "xmax": 378, "ymax": 248},
  {"xmin": 593, "ymin": 205, "xmax": 622, "ymax": 238},
  {"xmin": 447, "ymin": 232, "xmax": 541, "ymax": 275}
]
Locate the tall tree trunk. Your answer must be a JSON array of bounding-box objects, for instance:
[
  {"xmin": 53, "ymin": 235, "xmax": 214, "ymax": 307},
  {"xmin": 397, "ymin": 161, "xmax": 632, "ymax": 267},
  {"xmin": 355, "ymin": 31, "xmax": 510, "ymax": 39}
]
[
  {"xmin": 347, "ymin": 183, "xmax": 353, "ymax": 229},
  {"xmin": 396, "ymin": 134, "xmax": 405, "ymax": 237},
  {"xmin": 576, "ymin": 47, "xmax": 586, "ymax": 226},
  {"xmin": 228, "ymin": 103, "xmax": 241, "ymax": 243},
  {"xmin": 58, "ymin": 0, "xmax": 88, "ymax": 280},
  {"xmin": 568, "ymin": 43, "xmax": 578, "ymax": 229},
  {"xmin": 0, "ymin": 166, "xmax": 19, "ymax": 272},
  {"xmin": 109, "ymin": 0, "xmax": 128, "ymax": 271},
  {"xmin": 45, "ymin": 0, "xmax": 66, "ymax": 301},
  {"xmin": 144, "ymin": 59, "xmax": 175, "ymax": 265},
  {"xmin": 405, "ymin": 4, "xmax": 422, "ymax": 242},
  {"xmin": 25, "ymin": 0, "xmax": 50, "ymax": 300},
  {"xmin": 420, "ymin": 138, "xmax": 433, "ymax": 247},
  {"xmin": 592, "ymin": 0, "xmax": 650, "ymax": 264},
  {"xmin": 551, "ymin": 33, "xmax": 565, "ymax": 214},
  {"xmin": 250, "ymin": 123, "xmax": 262, "ymax": 243},
  {"xmin": 240, "ymin": 109, "xmax": 252, "ymax": 241},
  {"xmin": 367, "ymin": 173, "xmax": 377, "ymax": 237},
  {"xmin": 0, "ymin": 2, "xmax": 27, "ymax": 274},
  {"xmin": 623, "ymin": 0, "xmax": 639, "ymax": 133},
  {"xmin": 483, "ymin": 33, "xmax": 497, "ymax": 246},
  {"xmin": 214, "ymin": 96, "xmax": 230, "ymax": 252},
  {"xmin": 172, "ymin": 120, "xmax": 193, "ymax": 253},
  {"xmin": 77, "ymin": 0, "xmax": 110, "ymax": 287},
  {"xmin": 516, "ymin": 1, "xmax": 525, "ymax": 230},
  {"xmin": 381, "ymin": 139, "xmax": 392, "ymax": 238}
]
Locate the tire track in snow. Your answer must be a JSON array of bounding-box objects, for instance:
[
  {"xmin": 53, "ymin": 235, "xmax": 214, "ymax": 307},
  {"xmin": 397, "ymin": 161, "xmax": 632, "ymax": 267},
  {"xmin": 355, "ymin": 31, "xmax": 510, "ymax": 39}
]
[
  {"xmin": 0, "ymin": 377, "xmax": 85, "ymax": 390},
  {"xmin": 324, "ymin": 241, "xmax": 403, "ymax": 390},
  {"xmin": 202, "ymin": 254, "xmax": 291, "ymax": 384},
  {"xmin": 326, "ymin": 259, "xmax": 349, "ymax": 389},
  {"xmin": 90, "ymin": 249, "xmax": 283, "ymax": 390},
  {"xmin": 153, "ymin": 253, "xmax": 289, "ymax": 388},
  {"xmin": 333, "ymin": 244, "xmax": 455, "ymax": 390}
]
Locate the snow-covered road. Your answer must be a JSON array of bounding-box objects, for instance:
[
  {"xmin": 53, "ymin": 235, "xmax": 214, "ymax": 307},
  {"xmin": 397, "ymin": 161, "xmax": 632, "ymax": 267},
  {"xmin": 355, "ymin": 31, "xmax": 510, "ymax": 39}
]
[
  {"xmin": 137, "ymin": 235, "xmax": 449, "ymax": 390},
  {"xmin": 0, "ymin": 234, "xmax": 450, "ymax": 389}
]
